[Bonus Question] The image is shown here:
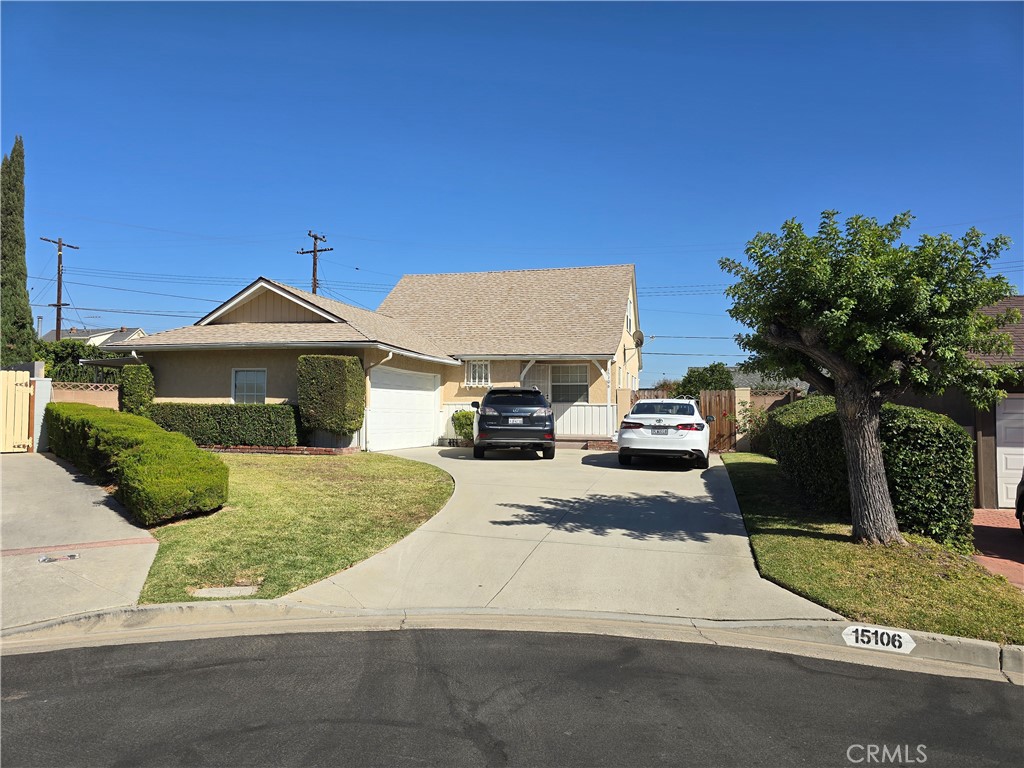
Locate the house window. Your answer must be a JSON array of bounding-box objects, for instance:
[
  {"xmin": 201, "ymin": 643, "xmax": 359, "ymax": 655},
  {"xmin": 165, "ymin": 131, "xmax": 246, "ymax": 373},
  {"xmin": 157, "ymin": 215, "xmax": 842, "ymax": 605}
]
[
  {"xmin": 551, "ymin": 364, "xmax": 589, "ymax": 403},
  {"xmin": 626, "ymin": 298, "xmax": 634, "ymax": 334},
  {"xmin": 465, "ymin": 361, "xmax": 490, "ymax": 387},
  {"xmin": 232, "ymin": 369, "xmax": 266, "ymax": 404}
]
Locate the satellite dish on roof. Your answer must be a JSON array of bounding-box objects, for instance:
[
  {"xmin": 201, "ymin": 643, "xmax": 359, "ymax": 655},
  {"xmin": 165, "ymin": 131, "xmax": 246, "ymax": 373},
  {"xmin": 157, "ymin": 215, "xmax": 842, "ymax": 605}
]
[{"xmin": 633, "ymin": 330, "xmax": 645, "ymax": 348}]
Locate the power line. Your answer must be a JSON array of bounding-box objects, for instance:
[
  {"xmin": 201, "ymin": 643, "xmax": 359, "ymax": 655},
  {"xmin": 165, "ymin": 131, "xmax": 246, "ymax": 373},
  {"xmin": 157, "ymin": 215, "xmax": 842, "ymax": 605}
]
[
  {"xmin": 648, "ymin": 335, "xmax": 734, "ymax": 340},
  {"xmin": 28, "ymin": 275, "xmax": 222, "ymax": 303},
  {"xmin": 643, "ymin": 352, "xmax": 747, "ymax": 357},
  {"xmin": 30, "ymin": 303, "xmax": 202, "ymax": 318}
]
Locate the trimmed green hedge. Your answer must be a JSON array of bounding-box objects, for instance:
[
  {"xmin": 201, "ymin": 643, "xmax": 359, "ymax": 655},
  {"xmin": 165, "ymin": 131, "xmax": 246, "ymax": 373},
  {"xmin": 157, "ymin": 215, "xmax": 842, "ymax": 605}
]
[
  {"xmin": 765, "ymin": 396, "xmax": 975, "ymax": 553},
  {"xmin": 149, "ymin": 403, "xmax": 298, "ymax": 447},
  {"xmin": 44, "ymin": 402, "xmax": 228, "ymax": 526},
  {"xmin": 120, "ymin": 364, "xmax": 155, "ymax": 417},
  {"xmin": 297, "ymin": 355, "xmax": 365, "ymax": 435},
  {"xmin": 452, "ymin": 409, "xmax": 474, "ymax": 442}
]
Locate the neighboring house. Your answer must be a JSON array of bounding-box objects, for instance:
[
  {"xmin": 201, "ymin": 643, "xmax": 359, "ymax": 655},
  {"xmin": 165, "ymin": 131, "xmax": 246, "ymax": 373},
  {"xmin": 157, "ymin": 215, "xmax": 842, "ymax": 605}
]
[
  {"xmin": 896, "ymin": 296, "xmax": 1024, "ymax": 509},
  {"xmin": 724, "ymin": 367, "xmax": 810, "ymax": 393},
  {"xmin": 108, "ymin": 265, "xmax": 643, "ymax": 450},
  {"xmin": 41, "ymin": 326, "xmax": 147, "ymax": 347}
]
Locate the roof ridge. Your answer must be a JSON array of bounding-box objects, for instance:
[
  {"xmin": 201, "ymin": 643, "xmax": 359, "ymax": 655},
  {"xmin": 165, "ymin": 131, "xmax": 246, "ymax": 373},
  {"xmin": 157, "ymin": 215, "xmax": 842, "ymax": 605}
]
[{"xmin": 395, "ymin": 264, "xmax": 634, "ymax": 279}]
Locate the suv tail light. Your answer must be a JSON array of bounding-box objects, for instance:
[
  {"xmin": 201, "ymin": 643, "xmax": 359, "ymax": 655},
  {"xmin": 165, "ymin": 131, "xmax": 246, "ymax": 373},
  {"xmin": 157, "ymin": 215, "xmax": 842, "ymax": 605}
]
[
  {"xmin": 619, "ymin": 421, "xmax": 643, "ymax": 430},
  {"xmin": 479, "ymin": 406, "xmax": 499, "ymax": 415},
  {"xmin": 676, "ymin": 423, "xmax": 705, "ymax": 431},
  {"xmin": 534, "ymin": 408, "xmax": 553, "ymax": 417}
]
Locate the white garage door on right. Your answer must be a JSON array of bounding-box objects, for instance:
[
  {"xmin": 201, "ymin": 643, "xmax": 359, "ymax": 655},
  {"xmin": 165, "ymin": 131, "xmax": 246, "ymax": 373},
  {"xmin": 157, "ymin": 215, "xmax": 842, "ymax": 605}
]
[{"xmin": 996, "ymin": 394, "xmax": 1024, "ymax": 508}]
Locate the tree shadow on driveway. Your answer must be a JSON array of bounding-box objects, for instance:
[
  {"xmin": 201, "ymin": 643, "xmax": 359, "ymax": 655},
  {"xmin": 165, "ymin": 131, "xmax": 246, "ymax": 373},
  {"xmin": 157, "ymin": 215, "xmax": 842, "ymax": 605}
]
[{"xmin": 492, "ymin": 492, "xmax": 744, "ymax": 544}]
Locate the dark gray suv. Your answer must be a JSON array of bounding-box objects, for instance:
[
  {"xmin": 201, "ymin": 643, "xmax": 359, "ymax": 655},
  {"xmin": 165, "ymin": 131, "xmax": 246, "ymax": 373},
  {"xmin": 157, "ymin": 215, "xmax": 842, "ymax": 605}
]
[{"xmin": 472, "ymin": 387, "xmax": 556, "ymax": 459}]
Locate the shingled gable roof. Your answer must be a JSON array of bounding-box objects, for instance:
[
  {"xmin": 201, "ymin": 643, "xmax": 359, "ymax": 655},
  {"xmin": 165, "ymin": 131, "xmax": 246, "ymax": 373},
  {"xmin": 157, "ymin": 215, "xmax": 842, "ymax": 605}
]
[
  {"xmin": 376, "ymin": 264, "xmax": 637, "ymax": 357},
  {"xmin": 108, "ymin": 277, "xmax": 456, "ymax": 363},
  {"xmin": 977, "ymin": 295, "xmax": 1024, "ymax": 365}
]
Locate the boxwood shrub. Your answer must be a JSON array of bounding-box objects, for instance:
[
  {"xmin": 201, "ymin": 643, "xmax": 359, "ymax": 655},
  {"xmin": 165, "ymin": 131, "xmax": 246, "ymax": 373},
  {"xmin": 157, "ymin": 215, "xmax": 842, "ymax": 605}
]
[
  {"xmin": 44, "ymin": 402, "xmax": 228, "ymax": 525},
  {"xmin": 119, "ymin": 364, "xmax": 155, "ymax": 417},
  {"xmin": 452, "ymin": 409, "xmax": 474, "ymax": 442},
  {"xmin": 297, "ymin": 355, "xmax": 365, "ymax": 435},
  {"xmin": 765, "ymin": 396, "xmax": 976, "ymax": 553},
  {"xmin": 149, "ymin": 403, "xmax": 298, "ymax": 447}
]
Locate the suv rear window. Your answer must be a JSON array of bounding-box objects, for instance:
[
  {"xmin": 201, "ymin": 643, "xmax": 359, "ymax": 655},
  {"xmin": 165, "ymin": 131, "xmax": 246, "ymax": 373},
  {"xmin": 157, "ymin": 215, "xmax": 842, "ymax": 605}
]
[{"xmin": 485, "ymin": 391, "xmax": 549, "ymax": 406}]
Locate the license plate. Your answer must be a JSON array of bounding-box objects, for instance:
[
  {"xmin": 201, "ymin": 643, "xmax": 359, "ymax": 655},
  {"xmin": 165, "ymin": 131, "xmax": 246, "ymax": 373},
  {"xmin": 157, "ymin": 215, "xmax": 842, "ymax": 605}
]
[
  {"xmin": 650, "ymin": 427, "xmax": 668, "ymax": 435},
  {"xmin": 508, "ymin": 417, "xmax": 524, "ymax": 425}
]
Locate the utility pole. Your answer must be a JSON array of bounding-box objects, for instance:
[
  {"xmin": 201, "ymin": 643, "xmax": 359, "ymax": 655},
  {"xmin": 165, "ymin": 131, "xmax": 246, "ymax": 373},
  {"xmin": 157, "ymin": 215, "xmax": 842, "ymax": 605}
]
[
  {"xmin": 40, "ymin": 236, "xmax": 79, "ymax": 341},
  {"xmin": 297, "ymin": 231, "xmax": 332, "ymax": 294}
]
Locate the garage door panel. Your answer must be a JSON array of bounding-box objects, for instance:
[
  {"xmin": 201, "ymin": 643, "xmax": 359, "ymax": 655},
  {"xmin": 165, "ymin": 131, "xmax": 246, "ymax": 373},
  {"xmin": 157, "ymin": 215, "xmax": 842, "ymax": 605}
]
[
  {"xmin": 996, "ymin": 395, "xmax": 1024, "ymax": 508},
  {"xmin": 367, "ymin": 367, "xmax": 439, "ymax": 451}
]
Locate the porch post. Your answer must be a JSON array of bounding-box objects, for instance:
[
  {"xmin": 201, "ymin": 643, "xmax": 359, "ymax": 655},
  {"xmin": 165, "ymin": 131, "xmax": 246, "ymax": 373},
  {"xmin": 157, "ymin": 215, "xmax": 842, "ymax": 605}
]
[
  {"xmin": 589, "ymin": 359, "xmax": 613, "ymax": 439},
  {"xmin": 519, "ymin": 359, "xmax": 536, "ymax": 385}
]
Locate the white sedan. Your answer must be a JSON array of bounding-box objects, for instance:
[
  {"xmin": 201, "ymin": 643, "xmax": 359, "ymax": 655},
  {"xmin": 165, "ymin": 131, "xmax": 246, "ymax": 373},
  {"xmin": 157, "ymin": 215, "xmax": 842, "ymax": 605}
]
[{"xmin": 616, "ymin": 398, "xmax": 715, "ymax": 469}]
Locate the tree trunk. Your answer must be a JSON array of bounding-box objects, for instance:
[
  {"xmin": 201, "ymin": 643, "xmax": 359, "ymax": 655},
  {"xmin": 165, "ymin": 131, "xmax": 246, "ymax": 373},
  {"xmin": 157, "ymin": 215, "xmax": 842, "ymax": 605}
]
[{"xmin": 834, "ymin": 386, "xmax": 906, "ymax": 546}]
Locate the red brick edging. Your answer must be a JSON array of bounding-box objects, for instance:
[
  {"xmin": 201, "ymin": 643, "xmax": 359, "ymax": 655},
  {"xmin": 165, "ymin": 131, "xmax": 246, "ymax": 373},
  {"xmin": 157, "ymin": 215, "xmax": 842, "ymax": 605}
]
[{"xmin": 202, "ymin": 445, "xmax": 359, "ymax": 456}]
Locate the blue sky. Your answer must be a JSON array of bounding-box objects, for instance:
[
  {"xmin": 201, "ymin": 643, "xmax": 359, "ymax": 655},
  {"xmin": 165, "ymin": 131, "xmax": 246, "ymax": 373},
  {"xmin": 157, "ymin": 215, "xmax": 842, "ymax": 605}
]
[{"xmin": 2, "ymin": 1, "xmax": 1021, "ymax": 385}]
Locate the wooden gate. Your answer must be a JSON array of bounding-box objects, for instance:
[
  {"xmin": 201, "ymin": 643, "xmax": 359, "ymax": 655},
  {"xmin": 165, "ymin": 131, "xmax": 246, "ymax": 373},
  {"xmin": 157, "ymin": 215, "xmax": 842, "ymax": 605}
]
[
  {"xmin": 1, "ymin": 370, "xmax": 33, "ymax": 453},
  {"xmin": 700, "ymin": 389, "xmax": 737, "ymax": 453}
]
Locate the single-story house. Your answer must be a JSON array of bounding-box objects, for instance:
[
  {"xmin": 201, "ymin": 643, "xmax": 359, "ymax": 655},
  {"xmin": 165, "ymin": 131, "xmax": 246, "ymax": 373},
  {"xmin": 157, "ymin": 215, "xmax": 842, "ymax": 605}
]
[
  {"xmin": 109, "ymin": 265, "xmax": 643, "ymax": 451},
  {"xmin": 896, "ymin": 296, "xmax": 1023, "ymax": 509},
  {"xmin": 41, "ymin": 326, "xmax": 147, "ymax": 347}
]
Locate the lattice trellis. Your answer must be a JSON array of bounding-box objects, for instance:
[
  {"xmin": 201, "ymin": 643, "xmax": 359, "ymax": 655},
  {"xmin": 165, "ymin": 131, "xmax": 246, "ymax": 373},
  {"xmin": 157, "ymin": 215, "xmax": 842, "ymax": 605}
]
[{"xmin": 51, "ymin": 382, "xmax": 120, "ymax": 392}]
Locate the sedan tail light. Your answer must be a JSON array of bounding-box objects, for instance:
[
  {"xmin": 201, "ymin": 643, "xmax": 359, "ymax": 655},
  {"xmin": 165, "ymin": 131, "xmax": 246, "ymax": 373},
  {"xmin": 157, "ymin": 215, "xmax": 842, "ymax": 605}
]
[
  {"xmin": 676, "ymin": 423, "xmax": 705, "ymax": 431},
  {"xmin": 478, "ymin": 406, "xmax": 499, "ymax": 415},
  {"xmin": 619, "ymin": 421, "xmax": 643, "ymax": 430}
]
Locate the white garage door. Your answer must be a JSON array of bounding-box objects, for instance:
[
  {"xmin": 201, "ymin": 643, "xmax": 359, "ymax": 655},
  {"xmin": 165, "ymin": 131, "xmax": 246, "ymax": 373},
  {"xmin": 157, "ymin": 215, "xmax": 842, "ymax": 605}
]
[
  {"xmin": 366, "ymin": 366, "xmax": 439, "ymax": 451},
  {"xmin": 996, "ymin": 394, "xmax": 1024, "ymax": 508}
]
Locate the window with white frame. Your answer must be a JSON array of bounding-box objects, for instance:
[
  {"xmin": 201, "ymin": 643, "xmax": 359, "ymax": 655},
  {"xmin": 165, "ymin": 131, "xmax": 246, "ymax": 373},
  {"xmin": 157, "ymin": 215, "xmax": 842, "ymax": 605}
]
[
  {"xmin": 232, "ymin": 369, "xmax": 266, "ymax": 404},
  {"xmin": 626, "ymin": 298, "xmax": 634, "ymax": 334},
  {"xmin": 465, "ymin": 361, "xmax": 491, "ymax": 387},
  {"xmin": 551, "ymin": 364, "xmax": 589, "ymax": 403}
]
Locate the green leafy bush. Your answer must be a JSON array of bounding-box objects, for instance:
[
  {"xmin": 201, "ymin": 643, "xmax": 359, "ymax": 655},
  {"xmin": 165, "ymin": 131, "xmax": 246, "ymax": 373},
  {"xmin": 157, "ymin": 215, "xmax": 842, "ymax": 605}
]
[
  {"xmin": 452, "ymin": 409, "xmax": 474, "ymax": 442},
  {"xmin": 297, "ymin": 355, "xmax": 365, "ymax": 435},
  {"xmin": 36, "ymin": 339, "xmax": 121, "ymax": 383},
  {"xmin": 44, "ymin": 402, "xmax": 228, "ymax": 525},
  {"xmin": 765, "ymin": 396, "xmax": 975, "ymax": 553},
  {"xmin": 120, "ymin": 364, "xmax": 155, "ymax": 416},
  {"xmin": 149, "ymin": 403, "xmax": 298, "ymax": 447}
]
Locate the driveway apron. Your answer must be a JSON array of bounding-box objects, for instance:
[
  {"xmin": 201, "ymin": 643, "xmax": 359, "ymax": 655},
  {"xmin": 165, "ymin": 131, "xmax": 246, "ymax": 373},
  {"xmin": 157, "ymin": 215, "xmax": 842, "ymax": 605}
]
[
  {"xmin": 1, "ymin": 453, "xmax": 158, "ymax": 630},
  {"xmin": 286, "ymin": 448, "xmax": 838, "ymax": 621}
]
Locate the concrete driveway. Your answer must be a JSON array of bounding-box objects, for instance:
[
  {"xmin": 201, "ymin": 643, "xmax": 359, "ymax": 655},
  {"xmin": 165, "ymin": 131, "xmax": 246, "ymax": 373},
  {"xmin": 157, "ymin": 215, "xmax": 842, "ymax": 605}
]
[
  {"xmin": 1, "ymin": 453, "xmax": 158, "ymax": 630},
  {"xmin": 286, "ymin": 448, "xmax": 839, "ymax": 621}
]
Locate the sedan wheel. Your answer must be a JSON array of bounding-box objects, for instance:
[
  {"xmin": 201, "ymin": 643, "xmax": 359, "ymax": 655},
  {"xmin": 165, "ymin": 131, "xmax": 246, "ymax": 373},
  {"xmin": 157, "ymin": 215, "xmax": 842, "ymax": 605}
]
[
  {"xmin": 618, "ymin": 453, "xmax": 632, "ymax": 466},
  {"xmin": 693, "ymin": 453, "xmax": 710, "ymax": 470}
]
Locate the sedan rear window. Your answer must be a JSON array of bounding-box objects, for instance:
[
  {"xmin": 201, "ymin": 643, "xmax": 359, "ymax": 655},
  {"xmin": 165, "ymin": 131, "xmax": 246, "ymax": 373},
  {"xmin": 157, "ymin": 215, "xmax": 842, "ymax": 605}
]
[
  {"xmin": 485, "ymin": 392, "xmax": 548, "ymax": 406},
  {"xmin": 633, "ymin": 402, "xmax": 695, "ymax": 416}
]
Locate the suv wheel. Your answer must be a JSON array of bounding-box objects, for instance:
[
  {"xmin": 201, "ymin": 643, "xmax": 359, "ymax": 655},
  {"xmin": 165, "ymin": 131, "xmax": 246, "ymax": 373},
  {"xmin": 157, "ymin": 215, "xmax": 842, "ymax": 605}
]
[
  {"xmin": 542, "ymin": 446, "xmax": 555, "ymax": 460},
  {"xmin": 473, "ymin": 446, "xmax": 485, "ymax": 459}
]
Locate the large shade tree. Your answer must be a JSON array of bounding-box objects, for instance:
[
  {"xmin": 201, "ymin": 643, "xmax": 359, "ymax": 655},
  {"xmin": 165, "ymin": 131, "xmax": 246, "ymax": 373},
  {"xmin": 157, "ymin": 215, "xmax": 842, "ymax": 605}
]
[
  {"xmin": 672, "ymin": 362, "xmax": 735, "ymax": 398},
  {"xmin": 721, "ymin": 211, "xmax": 1019, "ymax": 545},
  {"xmin": 1, "ymin": 136, "xmax": 35, "ymax": 366}
]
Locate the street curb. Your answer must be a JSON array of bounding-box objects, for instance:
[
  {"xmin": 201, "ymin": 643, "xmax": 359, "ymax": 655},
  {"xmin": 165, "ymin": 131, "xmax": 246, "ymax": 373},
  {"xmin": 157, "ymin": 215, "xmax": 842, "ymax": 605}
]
[{"xmin": 1, "ymin": 601, "xmax": 1020, "ymax": 684}]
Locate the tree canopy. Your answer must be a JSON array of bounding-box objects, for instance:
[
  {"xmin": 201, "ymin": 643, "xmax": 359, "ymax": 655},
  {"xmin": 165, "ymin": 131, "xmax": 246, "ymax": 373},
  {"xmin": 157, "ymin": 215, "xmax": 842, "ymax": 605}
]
[
  {"xmin": 720, "ymin": 211, "xmax": 1019, "ymax": 405},
  {"xmin": 673, "ymin": 362, "xmax": 734, "ymax": 397}
]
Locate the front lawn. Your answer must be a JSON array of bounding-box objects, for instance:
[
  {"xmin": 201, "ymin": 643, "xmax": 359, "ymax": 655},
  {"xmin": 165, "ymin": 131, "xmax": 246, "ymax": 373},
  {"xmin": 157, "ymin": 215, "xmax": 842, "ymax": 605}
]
[
  {"xmin": 140, "ymin": 453, "xmax": 454, "ymax": 603},
  {"xmin": 721, "ymin": 452, "xmax": 1024, "ymax": 645}
]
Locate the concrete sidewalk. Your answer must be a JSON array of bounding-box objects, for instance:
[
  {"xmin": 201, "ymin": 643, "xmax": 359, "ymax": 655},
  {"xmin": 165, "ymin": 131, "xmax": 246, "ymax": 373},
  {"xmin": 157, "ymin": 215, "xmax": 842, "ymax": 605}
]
[
  {"xmin": 1, "ymin": 453, "xmax": 158, "ymax": 630},
  {"xmin": 285, "ymin": 448, "xmax": 839, "ymax": 621}
]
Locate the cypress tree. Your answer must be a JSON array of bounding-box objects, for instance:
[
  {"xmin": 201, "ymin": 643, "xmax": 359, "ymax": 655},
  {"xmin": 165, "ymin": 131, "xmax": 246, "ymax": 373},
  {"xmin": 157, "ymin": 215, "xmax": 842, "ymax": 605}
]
[{"xmin": 1, "ymin": 135, "xmax": 35, "ymax": 366}]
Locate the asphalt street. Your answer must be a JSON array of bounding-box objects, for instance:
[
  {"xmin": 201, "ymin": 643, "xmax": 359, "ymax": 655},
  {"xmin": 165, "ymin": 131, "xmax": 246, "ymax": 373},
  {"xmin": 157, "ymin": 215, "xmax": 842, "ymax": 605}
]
[{"xmin": 2, "ymin": 630, "xmax": 1020, "ymax": 767}]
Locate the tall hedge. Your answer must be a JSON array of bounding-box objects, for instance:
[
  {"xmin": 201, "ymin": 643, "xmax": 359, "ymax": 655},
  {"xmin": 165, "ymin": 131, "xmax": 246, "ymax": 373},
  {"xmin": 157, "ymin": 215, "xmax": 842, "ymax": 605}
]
[
  {"xmin": 45, "ymin": 402, "xmax": 228, "ymax": 526},
  {"xmin": 120, "ymin": 365, "xmax": 155, "ymax": 416},
  {"xmin": 765, "ymin": 396, "xmax": 976, "ymax": 553},
  {"xmin": 297, "ymin": 355, "xmax": 365, "ymax": 435},
  {"xmin": 150, "ymin": 403, "xmax": 298, "ymax": 447}
]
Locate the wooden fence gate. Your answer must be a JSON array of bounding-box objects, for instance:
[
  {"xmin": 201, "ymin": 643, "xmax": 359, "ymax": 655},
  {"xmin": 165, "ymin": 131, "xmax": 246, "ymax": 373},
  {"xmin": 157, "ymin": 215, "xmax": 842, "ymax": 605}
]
[
  {"xmin": 700, "ymin": 389, "xmax": 737, "ymax": 453},
  {"xmin": 1, "ymin": 370, "xmax": 34, "ymax": 453}
]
